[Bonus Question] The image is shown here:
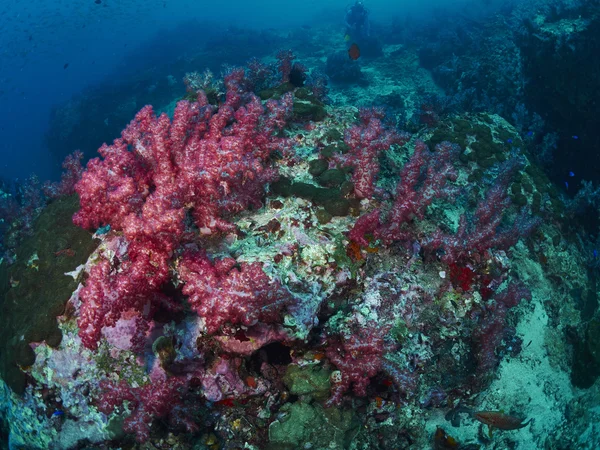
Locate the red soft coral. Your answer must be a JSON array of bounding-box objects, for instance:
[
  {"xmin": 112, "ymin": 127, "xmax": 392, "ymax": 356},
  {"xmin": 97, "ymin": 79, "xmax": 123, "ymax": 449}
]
[
  {"xmin": 96, "ymin": 373, "xmax": 198, "ymax": 443},
  {"xmin": 349, "ymin": 140, "xmax": 459, "ymax": 246},
  {"xmin": 325, "ymin": 322, "xmax": 391, "ymax": 406},
  {"xmin": 74, "ymin": 73, "xmax": 293, "ymax": 350},
  {"xmin": 336, "ymin": 108, "xmax": 410, "ymax": 199},
  {"xmin": 178, "ymin": 250, "xmax": 293, "ymax": 335},
  {"xmin": 423, "ymin": 159, "xmax": 540, "ymax": 264},
  {"xmin": 472, "ymin": 282, "xmax": 532, "ymax": 387}
]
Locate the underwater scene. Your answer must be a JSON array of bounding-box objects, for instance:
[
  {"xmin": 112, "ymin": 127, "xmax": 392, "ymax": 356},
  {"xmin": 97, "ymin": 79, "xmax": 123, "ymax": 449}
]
[{"xmin": 1, "ymin": 0, "xmax": 600, "ymax": 448}]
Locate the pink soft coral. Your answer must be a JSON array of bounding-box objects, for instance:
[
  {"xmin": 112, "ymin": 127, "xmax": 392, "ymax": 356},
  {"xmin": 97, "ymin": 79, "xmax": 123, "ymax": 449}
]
[
  {"xmin": 325, "ymin": 322, "xmax": 391, "ymax": 406},
  {"xmin": 74, "ymin": 70, "xmax": 293, "ymax": 350},
  {"xmin": 336, "ymin": 108, "xmax": 410, "ymax": 199},
  {"xmin": 349, "ymin": 140, "xmax": 459, "ymax": 246},
  {"xmin": 178, "ymin": 250, "xmax": 293, "ymax": 334}
]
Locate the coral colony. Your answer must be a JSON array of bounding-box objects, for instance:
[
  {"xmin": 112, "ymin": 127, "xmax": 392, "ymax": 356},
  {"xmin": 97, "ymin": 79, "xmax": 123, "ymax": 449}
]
[{"xmin": 3, "ymin": 51, "xmax": 560, "ymax": 449}]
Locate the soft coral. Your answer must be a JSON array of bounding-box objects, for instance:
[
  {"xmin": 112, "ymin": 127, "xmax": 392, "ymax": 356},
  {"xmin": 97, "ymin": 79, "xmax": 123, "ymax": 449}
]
[
  {"xmin": 325, "ymin": 322, "xmax": 391, "ymax": 406},
  {"xmin": 178, "ymin": 250, "xmax": 294, "ymax": 335}
]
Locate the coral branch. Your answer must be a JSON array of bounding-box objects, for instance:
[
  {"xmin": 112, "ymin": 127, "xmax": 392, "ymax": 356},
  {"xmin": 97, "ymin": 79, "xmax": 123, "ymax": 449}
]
[
  {"xmin": 336, "ymin": 108, "xmax": 410, "ymax": 199},
  {"xmin": 349, "ymin": 140, "xmax": 459, "ymax": 245},
  {"xmin": 178, "ymin": 250, "xmax": 293, "ymax": 335},
  {"xmin": 423, "ymin": 159, "xmax": 540, "ymax": 263},
  {"xmin": 325, "ymin": 322, "xmax": 391, "ymax": 406},
  {"xmin": 472, "ymin": 282, "xmax": 532, "ymax": 386}
]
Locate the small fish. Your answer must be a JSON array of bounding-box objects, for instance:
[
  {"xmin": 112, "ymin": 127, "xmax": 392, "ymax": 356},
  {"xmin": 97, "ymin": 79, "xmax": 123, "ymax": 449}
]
[
  {"xmin": 245, "ymin": 376, "xmax": 257, "ymax": 389},
  {"xmin": 569, "ymin": 171, "xmax": 575, "ymax": 177},
  {"xmin": 96, "ymin": 224, "xmax": 111, "ymax": 235},
  {"xmin": 565, "ymin": 181, "xmax": 569, "ymax": 189},
  {"xmin": 348, "ymin": 43, "xmax": 360, "ymax": 60},
  {"xmin": 311, "ymin": 351, "xmax": 325, "ymax": 361},
  {"xmin": 344, "ymin": 34, "xmax": 351, "ymax": 42},
  {"xmin": 52, "ymin": 410, "xmax": 64, "ymax": 417},
  {"xmin": 473, "ymin": 410, "xmax": 531, "ymax": 437},
  {"xmin": 527, "ymin": 131, "xmax": 533, "ymax": 136},
  {"xmin": 433, "ymin": 427, "xmax": 460, "ymax": 449},
  {"xmin": 63, "ymin": 63, "xmax": 69, "ymax": 69},
  {"xmin": 593, "ymin": 249, "xmax": 598, "ymax": 259},
  {"xmin": 506, "ymin": 138, "xmax": 513, "ymax": 144},
  {"xmin": 572, "ymin": 135, "xmax": 579, "ymax": 140}
]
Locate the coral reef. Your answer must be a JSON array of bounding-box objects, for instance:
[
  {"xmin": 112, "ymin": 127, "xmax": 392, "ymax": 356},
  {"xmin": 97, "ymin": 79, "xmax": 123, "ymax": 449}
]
[{"xmin": 1, "ymin": 30, "xmax": 595, "ymax": 448}]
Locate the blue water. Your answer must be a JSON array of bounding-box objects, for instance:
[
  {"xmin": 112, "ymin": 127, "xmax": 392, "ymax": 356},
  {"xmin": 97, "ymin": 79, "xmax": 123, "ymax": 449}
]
[{"xmin": 0, "ymin": 0, "xmax": 485, "ymax": 182}]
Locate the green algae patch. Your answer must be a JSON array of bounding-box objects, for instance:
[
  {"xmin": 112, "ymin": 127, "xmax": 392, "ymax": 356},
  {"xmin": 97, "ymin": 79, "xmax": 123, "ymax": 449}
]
[
  {"xmin": 0, "ymin": 195, "xmax": 97, "ymax": 394},
  {"xmin": 389, "ymin": 318, "xmax": 409, "ymax": 344},
  {"xmin": 293, "ymin": 100, "xmax": 327, "ymax": 122},
  {"xmin": 317, "ymin": 169, "xmax": 346, "ymax": 188},
  {"xmin": 315, "ymin": 208, "xmax": 333, "ymax": 224},
  {"xmin": 258, "ymin": 82, "xmax": 296, "ymax": 100},
  {"xmin": 320, "ymin": 144, "xmax": 341, "ymax": 159},
  {"xmin": 292, "ymin": 89, "xmax": 327, "ymax": 122},
  {"xmin": 422, "ymin": 114, "xmax": 569, "ymax": 220},
  {"xmin": 308, "ymin": 159, "xmax": 329, "ymax": 177},
  {"xmin": 283, "ymin": 364, "xmax": 331, "ymax": 398},
  {"xmin": 427, "ymin": 127, "xmax": 468, "ymax": 150},
  {"xmin": 271, "ymin": 176, "xmax": 354, "ymax": 217},
  {"xmin": 427, "ymin": 115, "xmax": 524, "ymax": 171},
  {"xmin": 268, "ymin": 401, "xmax": 358, "ymax": 450},
  {"xmin": 323, "ymin": 127, "xmax": 343, "ymax": 143}
]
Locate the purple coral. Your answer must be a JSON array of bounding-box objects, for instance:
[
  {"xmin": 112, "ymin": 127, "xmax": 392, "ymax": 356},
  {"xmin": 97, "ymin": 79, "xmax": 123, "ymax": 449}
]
[
  {"xmin": 77, "ymin": 239, "xmax": 175, "ymax": 350},
  {"xmin": 42, "ymin": 150, "xmax": 84, "ymax": 199},
  {"xmin": 349, "ymin": 140, "xmax": 460, "ymax": 245},
  {"xmin": 325, "ymin": 322, "xmax": 391, "ymax": 406},
  {"xmin": 276, "ymin": 49, "xmax": 306, "ymax": 85},
  {"xmin": 74, "ymin": 73, "xmax": 293, "ymax": 350},
  {"xmin": 472, "ymin": 282, "xmax": 532, "ymax": 386},
  {"xmin": 423, "ymin": 159, "xmax": 540, "ymax": 263},
  {"xmin": 336, "ymin": 108, "xmax": 410, "ymax": 199},
  {"xmin": 96, "ymin": 375, "xmax": 195, "ymax": 443}
]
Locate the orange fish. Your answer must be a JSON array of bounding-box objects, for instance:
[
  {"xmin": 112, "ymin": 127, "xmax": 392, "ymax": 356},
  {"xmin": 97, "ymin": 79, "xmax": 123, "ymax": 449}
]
[
  {"xmin": 245, "ymin": 376, "xmax": 258, "ymax": 389},
  {"xmin": 473, "ymin": 410, "xmax": 531, "ymax": 437},
  {"xmin": 348, "ymin": 43, "xmax": 360, "ymax": 60},
  {"xmin": 312, "ymin": 351, "xmax": 325, "ymax": 361},
  {"xmin": 433, "ymin": 427, "xmax": 460, "ymax": 449}
]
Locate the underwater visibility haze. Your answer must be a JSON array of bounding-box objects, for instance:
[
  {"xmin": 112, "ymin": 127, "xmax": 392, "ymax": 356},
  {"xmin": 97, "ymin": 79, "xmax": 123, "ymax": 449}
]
[{"xmin": 1, "ymin": 0, "xmax": 600, "ymax": 448}]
